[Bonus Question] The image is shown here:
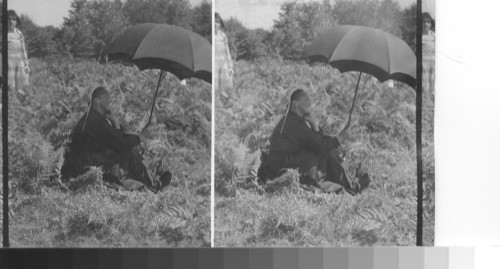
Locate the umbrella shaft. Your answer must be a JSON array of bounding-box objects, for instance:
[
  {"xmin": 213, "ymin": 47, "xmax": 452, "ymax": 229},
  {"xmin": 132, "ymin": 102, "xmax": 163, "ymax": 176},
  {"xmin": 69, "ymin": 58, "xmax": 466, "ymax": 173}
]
[
  {"xmin": 147, "ymin": 70, "xmax": 164, "ymax": 127},
  {"xmin": 344, "ymin": 72, "xmax": 362, "ymax": 130}
]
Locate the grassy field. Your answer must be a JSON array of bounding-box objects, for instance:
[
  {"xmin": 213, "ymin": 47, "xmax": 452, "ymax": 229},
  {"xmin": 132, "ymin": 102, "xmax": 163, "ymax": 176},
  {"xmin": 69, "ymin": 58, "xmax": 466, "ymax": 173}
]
[
  {"xmin": 3, "ymin": 58, "xmax": 211, "ymax": 247},
  {"xmin": 214, "ymin": 59, "xmax": 434, "ymax": 246}
]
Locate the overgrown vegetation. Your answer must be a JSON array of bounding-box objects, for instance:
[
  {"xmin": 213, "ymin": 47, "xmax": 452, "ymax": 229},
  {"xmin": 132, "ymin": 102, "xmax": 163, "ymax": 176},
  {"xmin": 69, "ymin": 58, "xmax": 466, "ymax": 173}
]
[
  {"xmin": 5, "ymin": 58, "xmax": 211, "ymax": 246},
  {"xmin": 214, "ymin": 59, "xmax": 434, "ymax": 246},
  {"xmin": 16, "ymin": 0, "xmax": 212, "ymax": 59},
  {"xmin": 223, "ymin": 0, "xmax": 420, "ymax": 61}
]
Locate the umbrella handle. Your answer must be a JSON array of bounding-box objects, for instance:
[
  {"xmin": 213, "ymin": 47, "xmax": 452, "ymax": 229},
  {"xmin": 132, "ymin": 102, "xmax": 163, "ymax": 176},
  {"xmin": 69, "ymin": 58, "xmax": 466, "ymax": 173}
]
[
  {"xmin": 343, "ymin": 72, "xmax": 362, "ymax": 131},
  {"xmin": 146, "ymin": 70, "xmax": 164, "ymax": 128}
]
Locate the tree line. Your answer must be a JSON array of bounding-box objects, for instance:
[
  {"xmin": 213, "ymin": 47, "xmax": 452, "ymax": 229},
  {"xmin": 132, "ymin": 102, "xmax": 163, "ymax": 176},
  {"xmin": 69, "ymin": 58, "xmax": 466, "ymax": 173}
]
[
  {"xmin": 223, "ymin": 0, "xmax": 424, "ymax": 61},
  {"xmin": 10, "ymin": 0, "xmax": 211, "ymax": 59}
]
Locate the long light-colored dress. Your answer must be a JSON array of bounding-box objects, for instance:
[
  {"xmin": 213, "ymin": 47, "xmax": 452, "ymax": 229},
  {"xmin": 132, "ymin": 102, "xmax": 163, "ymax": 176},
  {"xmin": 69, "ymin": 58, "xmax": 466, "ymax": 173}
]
[
  {"xmin": 8, "ymin": 28, "xmax": 30, "ymax": 93},
  {"xmin": 214, "ymin": 29, "xmax": 233, "ymax": 91}
]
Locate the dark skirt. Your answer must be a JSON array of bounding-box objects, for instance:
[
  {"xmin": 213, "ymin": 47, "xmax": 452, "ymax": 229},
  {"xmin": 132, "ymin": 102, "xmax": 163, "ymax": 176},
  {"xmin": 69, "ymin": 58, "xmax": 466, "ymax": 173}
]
[
  {"xmin": 257, "ymin": 149, "xmax": 359, "ymax": 192},
  {"xmin": 61, "ymin": 148, "xmax": 155, "ymax": 188}
]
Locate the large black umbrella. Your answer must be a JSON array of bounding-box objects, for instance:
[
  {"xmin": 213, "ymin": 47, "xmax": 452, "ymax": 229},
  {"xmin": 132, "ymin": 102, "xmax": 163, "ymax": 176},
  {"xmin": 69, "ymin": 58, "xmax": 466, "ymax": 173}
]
[
  {"xmin": 101, "ymin": 23, "xmax": 212, "ymax": 127},
  {"xmin": 302, "ymin": 25, "xmax": 416, "ymax": 130}
]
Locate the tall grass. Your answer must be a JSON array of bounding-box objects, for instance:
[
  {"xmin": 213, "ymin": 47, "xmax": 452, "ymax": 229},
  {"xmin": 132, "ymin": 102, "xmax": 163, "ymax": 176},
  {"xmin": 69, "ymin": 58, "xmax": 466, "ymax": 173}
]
[
  {"xmin": 5, "ymin": 57, "xmax": 211, "ymax": 247},
  {"xmin": 214, "ymin": 59, "xmax": 434, "ymax": 246}
]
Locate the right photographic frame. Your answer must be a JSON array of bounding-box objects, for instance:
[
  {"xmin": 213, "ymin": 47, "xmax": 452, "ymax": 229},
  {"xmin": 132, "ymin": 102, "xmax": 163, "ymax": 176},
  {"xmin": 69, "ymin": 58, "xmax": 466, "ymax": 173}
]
[{"xmin": 214, "ymin": 0, "xmax": 435, "ymax": 247}]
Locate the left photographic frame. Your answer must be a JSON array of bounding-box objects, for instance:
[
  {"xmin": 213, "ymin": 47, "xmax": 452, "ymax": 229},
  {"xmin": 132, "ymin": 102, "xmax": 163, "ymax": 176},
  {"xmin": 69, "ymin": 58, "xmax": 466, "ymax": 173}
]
[{"xmin": 3, "ymin": 0, "xmax": 212, "ymax": 247}]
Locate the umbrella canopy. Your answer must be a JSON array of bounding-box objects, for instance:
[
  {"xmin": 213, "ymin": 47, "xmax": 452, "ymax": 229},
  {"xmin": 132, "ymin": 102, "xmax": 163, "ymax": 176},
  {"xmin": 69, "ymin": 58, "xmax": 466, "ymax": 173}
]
[
  {"xmin": 102, "ymin": 23, "xmax": 212, "ymax": 84},
  {"xmin": 101, "ymin": 23, "xmax": 212, "ymax": 127},
  {"xmin": 302, "ymin": 25, "xmax": 416, "ymax": 88},
  {"xmin": 302, "ymin": 25, "xmax": 416, "ymax": 130}
]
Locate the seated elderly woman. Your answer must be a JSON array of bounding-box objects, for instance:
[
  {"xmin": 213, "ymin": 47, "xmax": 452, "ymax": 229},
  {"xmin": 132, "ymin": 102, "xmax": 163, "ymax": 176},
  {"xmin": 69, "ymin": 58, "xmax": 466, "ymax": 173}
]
[
  {"xmin": 257, "ymin": 89, "xmax": 370, "ymax": 194},
  {"xmin": 61, "ymin": 86, "xmax": 171, "ymax": 192}
]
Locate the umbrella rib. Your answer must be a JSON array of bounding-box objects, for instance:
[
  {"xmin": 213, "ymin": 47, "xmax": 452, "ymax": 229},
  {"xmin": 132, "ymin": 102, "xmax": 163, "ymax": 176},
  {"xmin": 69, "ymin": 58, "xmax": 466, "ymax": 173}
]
[
  {"xmin": 190, "ymin": 34, "xmax": 195, "ymax": 72},
  {"xmin": 329, "ymin": 28, "xmax": 352, "ymax": 63},
  {"xmin": 383, "ymin": 33, "xmax": 392, "ymax": 76},
  {"xmin": 132, "ymin": 25, "xmax": 156, "ymax": 62}
]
